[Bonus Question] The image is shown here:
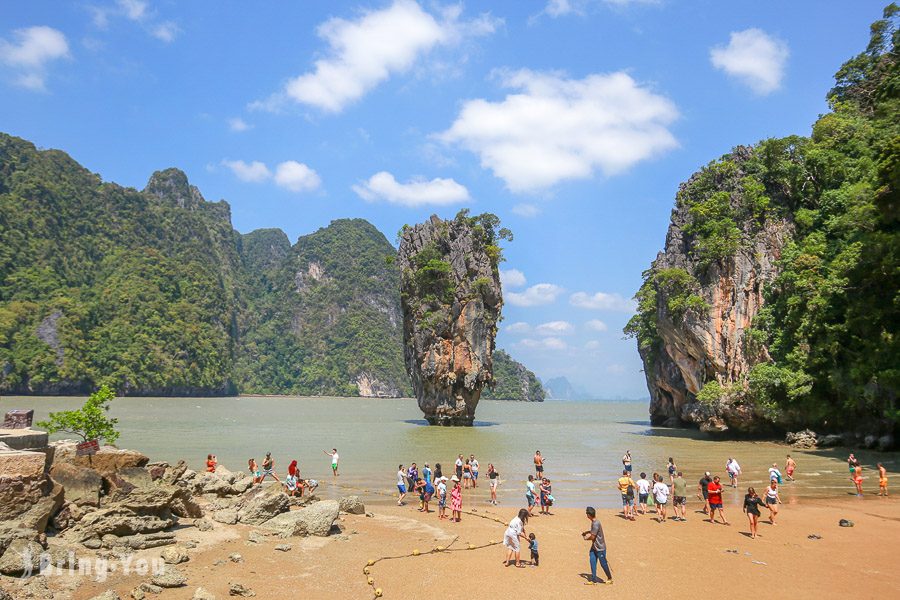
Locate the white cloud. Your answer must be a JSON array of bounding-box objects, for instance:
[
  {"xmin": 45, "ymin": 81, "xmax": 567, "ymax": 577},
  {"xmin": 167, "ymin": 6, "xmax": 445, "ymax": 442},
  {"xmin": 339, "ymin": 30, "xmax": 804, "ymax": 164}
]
[
  {"xmin": 500, "ymin": 268, "xmax": 526, "ymax": 288},
  {"xmin": 507, "ymin": 283, "xmax": 564, "ymax": 307},
  {"xmin": 519, "ymin": 337, "xmax": 568, "ymax": 351},
  {"xmin": 118, "ymin": 0, "xmax": 148, "ymax": 21},
  {"xmin": 228, "ymin": 117, "xmax": 251, "ymax": 132},
  {"xmin": 570, "ymin": 291, "xmax": 635, "ymax": 312},
  {"xmin": 511, "ymin": 203, "xmax": 540, "ymax": 217},
  {"xmin": 439, "ymin": 69, "xmax": 678, "ymax": 192},
  {"xmin": 275, "ymin": 161, "xmax": 322, "ymax": 193},
  {"xmin": 585, "ymin": 340, "xmax": 602, "ymax": 350},
  {"xmin": 152, "ymin": 21, "xmax": 180, "ymax": 43},
  {"xmin": 710, "ymin": 28, "xmax": 788, "ymax": 95},
  {"xmin": 585, "ymin": 319, "xmax": 608, "ymax": 332},
  {"xmin": 505, "ymin": 322, "xmax": 531, "ymax": 334},
  {"xmin": 221, "ymin": 159, "xmax": 271, "ymax": 183},
  {"xmin": 535, "ymin": 321, "xmax": 573, "ymax": 336},
  {"xmin": 0, "ymin": 26, "xmax": 70, "ymax": 91},
  {"xmin": 256, "ymin": 0, "xmax": 498, "ymax": 113},
  {"xmin": 352, "ymin": 171, "xmax": 469, "ymax": 207},
  {"xmin": 542, "ymin": 0, "xmax": 660, "ymax": 16}
]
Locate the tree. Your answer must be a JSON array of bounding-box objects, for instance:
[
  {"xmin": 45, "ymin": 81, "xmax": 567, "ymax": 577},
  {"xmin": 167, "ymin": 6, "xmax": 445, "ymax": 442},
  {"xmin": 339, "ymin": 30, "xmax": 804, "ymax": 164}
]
[{"xmin": 37, "ymin": 384, "xmax": 120, "ymax": 444}]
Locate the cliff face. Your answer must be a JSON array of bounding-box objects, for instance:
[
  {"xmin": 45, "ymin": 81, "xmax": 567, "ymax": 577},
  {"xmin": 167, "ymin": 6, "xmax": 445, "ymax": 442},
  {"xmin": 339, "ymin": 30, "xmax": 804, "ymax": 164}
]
[
  {"xmin": 481, "ymin": 350, "xmax": 545, "ymax": 402},
  {"xmin": 398, "ymin": 214, "xmax": 504, "ymax": 425}
]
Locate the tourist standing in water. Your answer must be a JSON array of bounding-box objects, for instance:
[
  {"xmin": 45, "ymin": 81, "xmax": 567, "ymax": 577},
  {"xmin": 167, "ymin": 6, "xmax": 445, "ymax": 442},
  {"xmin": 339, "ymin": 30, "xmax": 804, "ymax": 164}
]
[
  {"xmin": 672, "ymin": 471, "xmax": 688, "ymax": 521},
  {"xmin": 503, "ymin": 508, "xmax": 529, "ymax": 568},
  {"xmin": 768, "ymin": 463, "xmax": 783, "ymax": 484},
  {"xmin": 743, "ymin": 487, "xmax": 765, "ymax": 539},
  {"xmin": 434, "ymin": 462, "xmax": 443, "ymax": 481},
  {"xmin": 407, "ymin": 463, "xmax": 418, "ymax": 493},
  {"xmin": 878, "ymin": 463, "xmax": 888, "ymax": 496},
  {"xmin": 488, "ymin": 463, "xmax": 499, "ymax": 505},
  {"xmin": 539, "ymin": 477, "xmax": 552, "ymax": 515},
  {"xmin": 534, "ymin": 450, "xmax": 544, "ymax": 478},
  {"xmin": 455, "ymin": 454, "xmax": 464, "ymax": 480},
  {"xmin": 707, "ymin": 475, "xmax": 728, "ymax": 525},
  {"xmin": 622, "ymin": 450, "xmax": 632, "ymax": 476},
  {"xmin": 582, "ymin": 506, "xmax": 613, "ymax": 585},
  {"xmin": 324, "ymin": 448, "xmax": 339, "ymax": 477},
  {"xmin": 463, "ymin": 458, "xmax": 473, "ymax": 489},
  {"xmin": 667, "ymin": 457, "xmax": 677, "ymax": 487},
  {"xmin": 397, "ymin": 465, "xmax": 407, "ymax": 506},
  {"xmin": 726, "ymin": 458, "xmax": 741, "ymax": 488},
  {"xmin": 785, "ymin": 455, "xmax": 797, "ymax": 481}
]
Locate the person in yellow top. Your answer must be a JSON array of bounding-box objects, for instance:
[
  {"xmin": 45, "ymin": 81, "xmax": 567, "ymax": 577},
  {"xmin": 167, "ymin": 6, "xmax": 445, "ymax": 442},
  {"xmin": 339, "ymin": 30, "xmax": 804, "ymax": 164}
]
[
  {"xmin": 878, "ymin": 463, "xmax": 888, "ymax": 496},
  {"xmin": 616, "ymin": 470, "xmax": 637, "ymax": 521}
]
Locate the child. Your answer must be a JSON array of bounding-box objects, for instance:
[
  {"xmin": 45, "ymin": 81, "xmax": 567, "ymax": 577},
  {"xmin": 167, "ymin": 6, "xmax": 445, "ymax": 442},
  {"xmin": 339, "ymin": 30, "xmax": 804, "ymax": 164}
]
[
  {"xmin": 437, "ymin": 476, "xmax": 448, "ymax": 519},
  {"xmin": 528, "ymin": 533, "xmax": 539, "ymax": 566},
  {"xmin": 878, "ymin": 463, "xmax": 888, "ymax": 496}
]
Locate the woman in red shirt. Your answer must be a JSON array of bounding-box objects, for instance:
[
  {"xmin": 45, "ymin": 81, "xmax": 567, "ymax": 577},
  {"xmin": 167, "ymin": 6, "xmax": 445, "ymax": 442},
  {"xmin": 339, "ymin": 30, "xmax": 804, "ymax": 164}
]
[{"xmin": 707, "ymin": 475, "xmax": 728, "ymax": 525}]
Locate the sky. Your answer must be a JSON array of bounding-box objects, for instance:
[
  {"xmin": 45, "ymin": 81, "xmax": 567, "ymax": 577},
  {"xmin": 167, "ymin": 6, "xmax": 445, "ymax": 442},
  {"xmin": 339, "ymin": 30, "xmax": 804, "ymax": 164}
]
[{"xmin": 0, "ymin": 0, "xmax": 888, "ymax": 399}]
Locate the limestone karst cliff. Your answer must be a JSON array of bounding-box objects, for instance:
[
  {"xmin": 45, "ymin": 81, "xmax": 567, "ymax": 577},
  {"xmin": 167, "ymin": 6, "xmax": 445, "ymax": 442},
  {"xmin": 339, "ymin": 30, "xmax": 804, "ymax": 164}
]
[{"xmin": 397, "ymin": 212, "xmax": 509, "ymax": 425}]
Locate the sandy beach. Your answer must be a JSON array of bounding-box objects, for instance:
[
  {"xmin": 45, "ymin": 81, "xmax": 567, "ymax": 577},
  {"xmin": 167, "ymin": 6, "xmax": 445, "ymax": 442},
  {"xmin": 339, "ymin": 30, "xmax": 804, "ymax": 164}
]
[{"xmin": 62, "ymin": 493, "xmax": 898, "ymax": 600}]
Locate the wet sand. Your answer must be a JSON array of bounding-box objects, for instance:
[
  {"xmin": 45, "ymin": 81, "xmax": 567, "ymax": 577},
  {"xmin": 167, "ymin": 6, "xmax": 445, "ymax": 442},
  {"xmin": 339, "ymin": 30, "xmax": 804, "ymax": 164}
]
[{"xmin": 67, "ymin": 493, "xmax": 899, "ymax": 600}]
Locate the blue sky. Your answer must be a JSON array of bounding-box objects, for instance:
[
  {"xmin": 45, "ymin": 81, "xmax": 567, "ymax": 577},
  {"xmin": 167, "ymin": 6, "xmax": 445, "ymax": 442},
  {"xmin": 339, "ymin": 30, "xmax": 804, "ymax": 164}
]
[{"xmin": 0, "ymin": 0, "xmax": 887, "ymax": 398}]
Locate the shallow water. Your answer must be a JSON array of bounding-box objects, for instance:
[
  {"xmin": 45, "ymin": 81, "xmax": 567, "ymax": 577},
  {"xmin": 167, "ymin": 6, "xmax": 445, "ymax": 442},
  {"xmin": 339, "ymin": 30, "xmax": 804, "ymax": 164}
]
[{"xmin": 3, "ymin": 396, "xmax": 895, "ymax": 509}]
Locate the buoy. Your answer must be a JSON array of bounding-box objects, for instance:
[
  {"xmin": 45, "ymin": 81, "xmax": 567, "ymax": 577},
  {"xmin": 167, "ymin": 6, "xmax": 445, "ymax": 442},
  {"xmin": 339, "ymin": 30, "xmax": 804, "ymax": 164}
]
[
  {"xmin": 412, "ymin": 549, "xmax": 419, "ymax": 556},
  {"xmin": 363, "ymin": 567, "xmax": 370, "ymax": 575},
  {"xmin": 367, "ymin": 559, "xmax": 375, "ymax": 566},
  {"xmin": 368, "ymin": 577, "xmax": 374, "ymax": 585},
  {"xmin": 375, "ymin": 589, "xmax": 383, "ymax": 597}
]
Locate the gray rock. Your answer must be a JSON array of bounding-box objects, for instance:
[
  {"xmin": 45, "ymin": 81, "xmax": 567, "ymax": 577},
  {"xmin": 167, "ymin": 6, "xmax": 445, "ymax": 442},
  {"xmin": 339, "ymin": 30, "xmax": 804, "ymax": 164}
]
[
  {"xmin": 50, "ymin": 462, "xmax": 103, "ymax": 507},
  {"xmin": 212, "ymin": 509, "xmax": 238, "ymax": 525},
  {"xmin": 138, "ymin": 582, "xmax": 162, "ymax": 594},
  {"xmin": 193, "ymin": 472, "xmax": 232, "ymax": 497},
  {"xmin": 230, "ymin": 478, "xmax": 253, "ymax": 495},
  {"xmin": 161, "ymin": 545, "xmax": 189, "ymax": 564},
  {"xmin": 228, "ymin": 553, "xmax": 243, "ymax": 563},
  {"xmin": 247, "ymin": 530, "xmax": 265, "ymax": 544},
  {"xmin": 261, "ymin": 499, "xmax": 339, "ymax": 538},
  {"xmin": 87, "ymin": 591, "xmax": 121, "ymax": 600},
  {"xmin": 151, "ymin": 565, "xmax": 187, "ymax": 588},
  {"xmin": 228, "ymin": 582, "xmax": 255, "ymax": 597},
  {"xmin": 162, "ymin": 460, "xmax": 188, "ymax": 485},
  {"xmin": 193, "ymin": 588, "xmax": 216, "ymax": 600},
  {"xmin": 196, "ymin": 518, "xmax": 214, "ymax": 531},
  {"xmin": 339, "ymin": 496, "xmax": 365, "ymax": 515},
  {"xmin": 236, "ymin": 487, "xmax": 290, "ymax": 525},
  {"xmin": 274, "ymin": 544, "xmax": 292, "ymax": 552},
  {"xmin": 130, "ymin": 588, "xmax": 146, "ymax": 600},
  {"xmin": 0, "ymin": 589, "xmax": 12, "ymax": 600},
  {"xmin": 785, "ymin": 429, "xmax": 818, "ymax": 449}
]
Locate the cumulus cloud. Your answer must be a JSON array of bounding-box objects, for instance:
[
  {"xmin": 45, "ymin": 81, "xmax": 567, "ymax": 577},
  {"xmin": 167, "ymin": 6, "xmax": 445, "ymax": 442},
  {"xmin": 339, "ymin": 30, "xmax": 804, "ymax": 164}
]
[
  {"xmin": 352, "ymin": 171, "xmax": 469, "ymax": 207},
  {"xmin": 222, "ymin": 158, "xmax": 321, "ymax": 193},
  {"xmin": 511, "ymin": 203, "xmax": 540, "ymax": 217},
  {"xmin": 519, "ymin": 337, "xmax": 567, "ymax": 351},
  {"xmin": 535, "ymin": 321, "xmax": 573, "ymax": 336},
  {"xmin": 152, "ymin": 21, "xmax": 180, "ymax": 43},
  {"xmin": 505, "ymin": 322, "xmax": 531, "ymax": 334},
  {"xmin": 228, "ymin": 117, "xmax": 251, "ymax": 132},
  {"xmin": 585, "ymin": 319, "xmax": 608, "ymax": 332},
  {"xmin": 118, "ymin": 0, "xmax": 148, "ymax": 21},
  {"xmin": 439, "ymin": 69, "xmax": 678, "ymax": 192},
  {"xmin": 710, "ymin": 28, "xmax": 788, "ymax": 95},
  {"xmin": 91, "ymin": 1, "xmax": 180, "ymax": 43},
  {"xmin": 275, "ymin": 161, "xmax": 322, "ymax": 192},
  {"xmin": 507, "ymin": 283, "xmax": 564, "ymax": 307},
  {"xmin": 0, "ymin": 26, "xmax": 70, "ymax": 91},
  {"xmin": 255, "ymin": 0, "xmax": 499, "ymax": 113},
  {"xmin": 570, "ymin": 291, "xmax": 635, "ymax": 312},
  {"xmin": 221, "ymin": 159, "xmax": 271, "ymax": 182},
  {"xmin": 500, "ymin": 268, "xmax": 526, "ymax": 288},
  {"xmin": 539, "ymin": 0, "xmax": 658, "ymax": 18}
]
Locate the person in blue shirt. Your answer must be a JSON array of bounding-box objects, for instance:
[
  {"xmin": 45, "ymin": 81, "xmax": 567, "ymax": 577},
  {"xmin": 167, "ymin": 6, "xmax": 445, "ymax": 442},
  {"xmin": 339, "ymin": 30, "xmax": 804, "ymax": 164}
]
[{"xmin": 528, "ymin": 533, "xmax": 539, "ymax": 566}]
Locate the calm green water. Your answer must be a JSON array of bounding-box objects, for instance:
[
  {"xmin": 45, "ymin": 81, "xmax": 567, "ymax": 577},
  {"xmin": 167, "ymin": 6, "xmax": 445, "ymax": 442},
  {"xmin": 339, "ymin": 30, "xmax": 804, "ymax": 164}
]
[{"xmin": 3, "ymin": 396, "xmax": 895, "ymax": 509}]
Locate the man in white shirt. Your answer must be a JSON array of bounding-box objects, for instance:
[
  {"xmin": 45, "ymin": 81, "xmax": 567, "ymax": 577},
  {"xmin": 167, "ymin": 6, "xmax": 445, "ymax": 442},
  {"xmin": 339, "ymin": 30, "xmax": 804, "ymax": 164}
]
[
  {"xmin": 635, "ymin": 472, "xmax": 652, "ymax": 515},
  {"xmin": 726, "ymin": 458, "xmax": 741, "ymax": 488},
  {"xmin": 652, "ymin": 476, "xmax": 670, "ymax": 523}
]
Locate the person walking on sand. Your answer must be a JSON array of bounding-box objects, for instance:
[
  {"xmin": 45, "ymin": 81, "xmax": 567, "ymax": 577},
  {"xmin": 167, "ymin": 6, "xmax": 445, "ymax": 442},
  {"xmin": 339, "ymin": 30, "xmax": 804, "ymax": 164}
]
[
  {"xmin": 488, "ymin": 464, "xmax": 500, "ymax": 505},
  {"xmin": 726, "ymin": 458, "xmax": 741, "ymax": 488},
  {"xmin": 707, "ymin": 475, "xmax": 728, "ymax": 525},
  {"xmin": 698, "ymin": 472, "xmax": 712, "ymax": 515},
  {"xmin": 470, "ymin": 454, "xmax": 480, "ymax": 488},
  {"xmin": 324, "ymin": 448, "xmax": 339, "ymax": 477},
  {"xmin": 743, "ymin": 487, "xmax": 765, "ymax": 539},
  {"xmin": 768, "ymin": 463, "xmax": 783, "ymax": 485},
  {"xmin": 525, "ymin": 475, "xmax": 538, "ymax": 515},
  {"xmin": 877, "ymin": 463, "xmax": 888, "ymax": 496},
  {"xmin": 582, "ymin": 506, "xmax": 613, "ymax": 586},
  {"xmin": 260, "ymin": 452, "xmax": 280, "ymax": 483},
  {"xmin": 534, "ymin": 450, "xmax": 544, "ymax": 478},
  {"xmin": 616, "ymin": 470, "xmax": 636, "ymax": 521},
  {"xmin": 437, "ymin": 476, "xmax": 448, "ymax": 519},
  {"xmin": 450, "ymin": 477, "xmax": 463, "ymax": 522},
  {"xmin": 785, "ymin": 455, "xmax": 797, "ymax": 482},
  {"xmin": 622, "ymin": 450, "xmax": 632, "ymax": 476},
  {"xmin": 764, "ymin": 479, "xmax": 781, "ymax": 524},
  {"xmin": 397, "ymin": 465, "xmax": 408, "ymax": 506},
  {"xmin": 636, "ymin": 472, "xmax": 651, "ymax": 515},
  {"xmin": 503, "ymin": 508, "xmax": 529, "ymax": 568},
  {"xmin": 667, "ymin": 457, "xmax": 677, "ymax": 487},
  {"xmin": 672, "ymin": 471, "xmax": 688, "ymax": 521},
  {"xmin": 652, "ymin": 474, "xmax": 670, "ymax": 522}
]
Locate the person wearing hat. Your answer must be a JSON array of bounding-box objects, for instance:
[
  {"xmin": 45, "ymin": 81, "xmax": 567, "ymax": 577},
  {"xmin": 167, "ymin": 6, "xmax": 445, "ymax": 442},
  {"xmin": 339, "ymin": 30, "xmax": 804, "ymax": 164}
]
[{"xmin": 437, "ymin": 476, "xmax": 448, "ymax": 519}]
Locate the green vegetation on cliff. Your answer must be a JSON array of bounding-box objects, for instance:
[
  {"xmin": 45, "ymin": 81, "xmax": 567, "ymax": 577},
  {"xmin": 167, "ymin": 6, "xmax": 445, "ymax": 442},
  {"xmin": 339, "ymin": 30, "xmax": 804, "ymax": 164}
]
[
  {"xmin": 627, "ymin": 5, "xmax": 900, "ymax": 428},
  {"xmin": 482, "ymin": 350, "xmax": 545, "ymax": 402}
]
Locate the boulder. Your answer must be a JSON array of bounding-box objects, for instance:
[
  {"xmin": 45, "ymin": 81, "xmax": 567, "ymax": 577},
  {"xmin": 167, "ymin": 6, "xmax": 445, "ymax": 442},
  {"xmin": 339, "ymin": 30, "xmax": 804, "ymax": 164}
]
[
  {"xmin": 785, "ymin": 429, "xmax": 818, "ymax": 449},
  {"xmin": 196, "ymin": 518, "xmax": 214, "ymax": 532},
  {"xmin": 193, "ymin": 473, "xmax": 232, "ymax": 497},
  {"xmin": 50, "ymin": 462, "xmax": 104, "ymax": 507},
  {"xmin": 162, "ymin": 460, "xmax": 188, "ymax": 485},
  {"xmin": 87, "ymin": 591, "xmax": 121, "ymax": 600},
  {"xmin": 51, "ymin": 501, "xmax": 86, "ymax": 531},
  {"xmin": 236, "ymin": 487, "xmax": 290, "ymax": 525},
  {"xmin": 0, "ymin": 538, "xmax": 44, "ymax": 576},
  {"xmin": 0, "ymin": 470, "xmax": 50, "ymax": 522},
  {"xmin": 228, "ymin": 582, "xmax": 255, "ymax": 597},
  {"xmin": 211, "ymin": 509, "xmax": 238, "ymax": 525},
  {"xmin": 230, "ymin": 478, "xmax": 253, "ymax": 495},
  {"xmin": 50, "ymin": 441, "xmax": 149, "ymax": 475},
  {"xmin": 151, "ymin": 565, "xmax": 187, "ymax": 588},
  {"xmin": 67, "ymin": 489, "xmax": 176, "ymax": 542},
  {"xmin": 339, "ymin": 496, "xmax": 365, "ymax": 515},
  {"xmin": 16, "ymin": 481, "xmax": 63, "ymax": 532},
  {"xmin": 161, "ymin": 545, "xmax": 190, "ymax": 564},
  {"xmin": 261, "ymin": 499, "xmax": 339, "ymax": 538},
  {"xmin": 102, "ymin": 531, "xmax": 177, "ymax": 550},
  {"xmin": 193, "ymin": 588, "xmax": 216, "ymax": 600}
]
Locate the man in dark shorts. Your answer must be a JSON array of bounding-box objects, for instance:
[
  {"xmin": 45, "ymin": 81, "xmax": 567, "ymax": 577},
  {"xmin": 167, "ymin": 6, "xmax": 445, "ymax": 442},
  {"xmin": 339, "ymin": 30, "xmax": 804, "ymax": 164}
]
[
  {"xmin": 534, "ymin": 450, "xmax": 544, "ymax": 478},
  {"xmin": 697, "ymin": 471, "xmax": 712, "ymax": 515},
  {"xmin": 706, "ymin": 475, "xmax": 728, "ymax": 525},
  {"xmin": 672, "ymin": 471, "xmax": 688, "ymax": 521}
]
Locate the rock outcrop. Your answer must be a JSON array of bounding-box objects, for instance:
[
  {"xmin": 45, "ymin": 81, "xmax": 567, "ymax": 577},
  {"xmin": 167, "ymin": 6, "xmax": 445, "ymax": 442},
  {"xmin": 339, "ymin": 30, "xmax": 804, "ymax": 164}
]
[
  {"xmin": 633, "ymin": 147, "xmax": 793, "ymax": 433},
  {"xmin": 398, "ymin": 213, "xmax": 505, "ymax": 425}
]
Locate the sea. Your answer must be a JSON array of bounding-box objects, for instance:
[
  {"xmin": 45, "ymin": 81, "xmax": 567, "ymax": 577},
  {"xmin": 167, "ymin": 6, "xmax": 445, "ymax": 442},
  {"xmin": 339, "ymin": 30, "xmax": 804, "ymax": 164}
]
[{"xmin": 2, "ymin": 396, "xmax": 895, "ymax": 509}]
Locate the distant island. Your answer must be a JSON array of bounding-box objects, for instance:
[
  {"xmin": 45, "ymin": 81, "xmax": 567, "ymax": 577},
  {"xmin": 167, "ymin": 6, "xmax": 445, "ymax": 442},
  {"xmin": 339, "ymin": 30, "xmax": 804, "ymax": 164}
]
[{"xmin": 0, "ymin": 136, "xmax": 543, "ymax": 402}]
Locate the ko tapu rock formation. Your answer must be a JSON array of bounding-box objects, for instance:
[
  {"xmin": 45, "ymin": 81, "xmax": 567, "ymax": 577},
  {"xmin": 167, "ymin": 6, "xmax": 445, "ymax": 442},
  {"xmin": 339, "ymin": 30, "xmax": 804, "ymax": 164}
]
[{"xmin": 397, "ymin": 211, "xmax": 508, "ymax": 425}]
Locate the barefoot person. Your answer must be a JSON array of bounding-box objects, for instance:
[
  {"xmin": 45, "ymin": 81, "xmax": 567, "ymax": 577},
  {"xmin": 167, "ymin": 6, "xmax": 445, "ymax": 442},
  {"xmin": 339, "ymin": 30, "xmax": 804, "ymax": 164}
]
[
  {"xmin": 622, "ymin": 450, "xmax": 632, "ymax": 476},
  {"xmin": 450, "ymin": 477, "xmax": 462, "ymax": 522},
  {"xmin": 616, "ymin": 470, "xmax": 636, "ymax": 521},
  {"xmin": 488, "ymin": 463, "xmax": 500, "ymax": 505},
  {"xmin": 525, "ymin": 475, "xmax": 538, "ymax": 516},
  {"xmin": 765, "ymin": 480, "xmax": 781, "ymax": 524},
  {"xmin": 582, "ymin": 506, "xmax": 612, "ymax": 586},
  {"xmin": 785, "ymin": 455, "xmax": 797, "ymax": 482},
  {"xmin": 248, "ymin": 458, "xmax": 260, "ymax": 485},
  {"xmin": 726, "ymin": 458, "xmax": 741, "ymax": 488},
  {"xmin": 743, "ymin": 487, "xmax": 765, "ymax": 539},
  {"xmin": 437, "ymin": 476, "xmax": 448, "ymax": 519},
  {"xmin": 503, "ymin": 508, "xmax": 529, "ymax": 567},
  {"xmin": 672, "ymin": 471, "xmax": 688, "ymax": 521},
  {"xmin": 324, "ymin": 448, "xmax": 339, "ymax": 477},
  {"xmin": 652, "ymin": 474, "xmax": 670, "ymax": 523},
  {"xmin": 636, "ymin": 472, "xmax": 651, "ymax": 515},
  {"xmin": 284, "ymin": 460, "xmax": 299, "ymax": 496},
  {"xmin": 470, "ymin": 454, "xmax": 479, "ymax": 488},
  {"xmin": 260, "ymin": 452, "xmax": 280, "ymax": 483},
  {"xmin": 698, "ymin": 472, "xmax": 712, "ymax": 514},
  {"xmin": 396, "ymin": 465, "xmax": 408, "ymax": 506},
  {"xmin": 667, "ymin": 457, "xmax": 677, "ymax": 487},
  {"xmin": 534, "ymin": 450, "xmax": 544, "ymax": 478},
  {"xmin": 463, "ymin": 458, "xmax": 473, "ymax": 489},
  {"xmin": 707, "ymin": 476, "xmax": 728, "ymax": 525},
  {"xmin": 768, "ymin": 463, "xmax": 783, "ymax": 485},
  {"xmin": 878, "ymin": 463, "xmax": 889, "ymax": 496}
]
